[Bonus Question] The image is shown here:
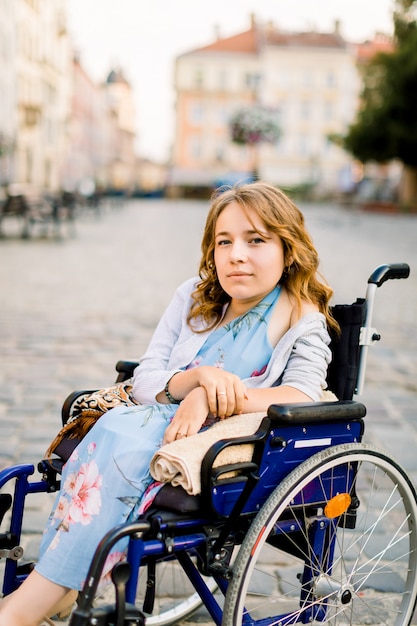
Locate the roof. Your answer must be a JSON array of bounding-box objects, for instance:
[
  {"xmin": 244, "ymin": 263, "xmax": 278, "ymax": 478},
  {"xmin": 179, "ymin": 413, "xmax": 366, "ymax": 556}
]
[
  {"xmin": 356, "ymin": 34, "xmax": 394, "ymax": 63},
  {"xmin": 179, "ymin": 18, "xmax": 393, "ymax": 61},
  {"xmin": 200, "ymin": 27, "xmax": 259, "ymax": 53},
  {"xmin": 106, "ymin": 69, "xmax": 130, "ymax": 85},
  {"xmin": 266, "ymin": 30, "xmax": 348, "ymax": 49},
  {"xmin": 181, "ymin": 26, "xmax": 260, "ymax": 56}
]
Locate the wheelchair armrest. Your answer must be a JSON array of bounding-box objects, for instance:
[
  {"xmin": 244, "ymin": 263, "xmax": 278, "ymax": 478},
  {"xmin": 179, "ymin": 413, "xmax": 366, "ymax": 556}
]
[
  {"xmin": 201, "ymin": 417, "xmax": 271, "ymax": 494},
  {"xmin": 115, "ymin": 360, "xmax": 139, "ymax": 382},
  {"xmin": 61, "ymin": 389, "xmax": 97, "ymax": 426},
  {"xmin": 267, "ymin": 400, "xmax": 366, "ymax": 424},
  {"xmin": 201, "ymin": 402, "xmax": 365, "ymax": 485},
  {"xmin": 200, "ymin": 401, "xmax": 366, "ymax": 518}
]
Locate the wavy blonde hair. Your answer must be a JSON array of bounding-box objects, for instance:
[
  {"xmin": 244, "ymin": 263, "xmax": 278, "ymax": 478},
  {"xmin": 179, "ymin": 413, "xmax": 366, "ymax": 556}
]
[{"xmin": 188, "ymin": 181, "xmax": 339, "ymax": 335}]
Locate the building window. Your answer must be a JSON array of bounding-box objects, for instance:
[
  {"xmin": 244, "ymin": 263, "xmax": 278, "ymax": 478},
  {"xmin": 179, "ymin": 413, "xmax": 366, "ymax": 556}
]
[
  {"xmin": 189, "ymin": 102, "xmax": 204, "ymax": 125},
  {"xmin": 326, "ymin": 71, "xmax": 336, "ymax": 88},
  {"xmin": 244, "ymin": 72, "xmax": 261, "ymax": 90},
  {"xmin": 44, "ymin": 118, "xmax": 54, "ymax": 144},
  {"xmin": 44, "ymin": 82, "xmax": 56, "ymax": 105},
  {"xmin": 44, "ymin": 159, "xmax": 51, "ymax": 188},
  {"xmin": 218, "ymin": 69, "xmax": 227, "ymax": 90},
  {"xmin": 194, "ymin": 67, "xmax": 204, "ymax": 88},
  {"xmin": 26, "ymin": 147, "xmax": 33, "ymax": 183},
  {"xmin": 324, "ymin": 101, "xmax": 334, "ymax": 120},
  {"xmin": 274, "ymin": 135, "xmax": 285, "ymax": 154},
  {"xmin": 189, "ymin": 136, "xmax": 202, "ymax": 160},
  {"xmin": 303, "ymin": 70, "xmax": 313, "ymax": 87},
  {"xmin": 216, "ymin": 105, "xmax": 227, "ymax": 125},
  {"xmin": 278, "ymin": 70, "xmax": 290, "ymax": 87},
  {"xmin": 298, "ymin": 134, "xmax": 310, "ymax": 155},
  {"xmin": 300, "ymin": 101, "xmax": 310, "ymax": 120},
  {"xmin": 215, "ymin": 143, "xmax": 225, "ymax": 162},
  {"xmin": 277, "ymin": 102, "xmax": 286, "ymax": 123},
  {"xmin": 323, "ymin": 136, "xmax": 333, "ymax": 154}
]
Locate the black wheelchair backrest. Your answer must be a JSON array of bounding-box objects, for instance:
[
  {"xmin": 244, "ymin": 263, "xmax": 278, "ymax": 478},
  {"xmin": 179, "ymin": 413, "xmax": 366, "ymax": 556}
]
[
  {"xmin": 327, "ymin": 299, "xmax": 366, "ymax": 401},
  {"xmin": 326, "ymin": 263, "xmax": 409, "ymax": 400}
]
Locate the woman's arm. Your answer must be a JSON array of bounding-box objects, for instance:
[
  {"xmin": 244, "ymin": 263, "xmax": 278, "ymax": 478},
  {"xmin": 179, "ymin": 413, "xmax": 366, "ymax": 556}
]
[
  {"xmin": 131, "ymin": 278, "xmax": 198, "ymax": 404},
  {"xmin": 157, "ymin": 365, "xmax": 248, "ymax": 416},
  {"xmin": 163, "ymin": 315, "xmax": 331, "ymax": 443},
  {"xmin": 238, "ymin": 385, "xmax": 311, "ymax": 412},
  {"xmin": 162, "ymin": 384, "xmax": 309, "ymax": 444}
]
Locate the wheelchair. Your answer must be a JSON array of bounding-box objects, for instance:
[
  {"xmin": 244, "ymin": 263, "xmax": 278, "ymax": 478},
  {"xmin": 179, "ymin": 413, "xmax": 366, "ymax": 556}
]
[{"xmin": 1, "ymin": 263, "xmax": 415, "ymax": 626}]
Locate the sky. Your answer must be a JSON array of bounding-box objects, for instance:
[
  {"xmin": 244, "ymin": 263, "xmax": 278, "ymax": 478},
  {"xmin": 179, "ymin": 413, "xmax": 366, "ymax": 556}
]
[{"xmin": 67, "ymin": 0, "xmax": 395, "ymax": 163}]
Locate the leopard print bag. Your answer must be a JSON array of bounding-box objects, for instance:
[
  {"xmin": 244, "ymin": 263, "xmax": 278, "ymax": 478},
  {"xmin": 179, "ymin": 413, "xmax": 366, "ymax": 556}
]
[{"xmin": 46, "ymin": 380, "xmax": 138, "ymax": 461}]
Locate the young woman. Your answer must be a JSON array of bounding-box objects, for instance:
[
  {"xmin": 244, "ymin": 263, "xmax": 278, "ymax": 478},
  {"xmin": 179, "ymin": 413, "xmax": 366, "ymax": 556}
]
[{"xmin": 0, "ymin": 181, "xmax": 337, "ymax": 625}]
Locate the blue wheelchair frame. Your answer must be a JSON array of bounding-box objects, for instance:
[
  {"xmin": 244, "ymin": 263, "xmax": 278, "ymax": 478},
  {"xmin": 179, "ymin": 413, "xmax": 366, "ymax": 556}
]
[
  {"xmin": 65, "ymin": 401, "xmax": 365, "ymax": 626},
  {"xmin": 0, "ymin": 263, "xmax": 414, "ymax": 626}
]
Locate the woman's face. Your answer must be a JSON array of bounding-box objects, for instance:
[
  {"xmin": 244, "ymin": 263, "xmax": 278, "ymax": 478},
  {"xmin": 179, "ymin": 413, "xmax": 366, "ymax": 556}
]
[{"xmin": 214, "ymin": 201, "xmax": 286, "ymax": 310}]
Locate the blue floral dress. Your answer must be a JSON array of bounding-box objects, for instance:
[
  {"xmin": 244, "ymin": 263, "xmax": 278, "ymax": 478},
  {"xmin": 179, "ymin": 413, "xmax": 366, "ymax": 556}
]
[{"xmin": 36, "ymin": 286, "xmax": 281, "ymax": 590}]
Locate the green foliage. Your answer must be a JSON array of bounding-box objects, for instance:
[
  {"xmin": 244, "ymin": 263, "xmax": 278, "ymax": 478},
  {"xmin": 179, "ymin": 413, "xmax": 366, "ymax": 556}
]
[{"xmin": 344, "ymin": 0, "xmax": 417, "ymax": 166}]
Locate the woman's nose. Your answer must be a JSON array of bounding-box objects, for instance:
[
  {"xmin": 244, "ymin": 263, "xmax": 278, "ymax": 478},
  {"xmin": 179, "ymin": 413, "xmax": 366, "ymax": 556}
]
[{"xmin": 229, "ymin": 240, "xmax": 247, "ymax": 262}]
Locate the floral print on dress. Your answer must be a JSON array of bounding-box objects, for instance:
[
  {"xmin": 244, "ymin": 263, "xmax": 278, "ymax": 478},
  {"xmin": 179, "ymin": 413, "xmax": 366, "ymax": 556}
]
[
  {"xmin": 251, "ymin": 364, "xmax": 268, "ymax": 377},
  {"xmin": 119, "ymin": 404, "xmax": 160, "ymax": 426},
  {"xmin": 101, "ymin": 551, "xmax": 127, "ymax": 585},
  {"xmin": 223, "ymin": 302, "xmax": 270, "ymax": 339},
  {"xmin": 194, "ymin": 286, "xmax": 280, "ymax": 380},
  {"xmin": 214, "ymin": 347, "xmax": 225, "ymax": 369},
  {"xmin": 45, "ymin": 456, "xmax": 103, "ymax": 553}
]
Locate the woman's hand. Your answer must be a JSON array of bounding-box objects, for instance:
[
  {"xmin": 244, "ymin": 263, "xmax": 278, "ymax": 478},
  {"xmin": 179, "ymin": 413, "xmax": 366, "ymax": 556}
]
[
  {"xmin": 163, "ymin": 387, "xmax": 210, "ymax": 444},
  {"xmin": 196, "ymin": 366, "xmax": 247, "ymax": 418},
  {"xmin": 160, "ymin": 366, "xmax": 248, "ymax": 424}
]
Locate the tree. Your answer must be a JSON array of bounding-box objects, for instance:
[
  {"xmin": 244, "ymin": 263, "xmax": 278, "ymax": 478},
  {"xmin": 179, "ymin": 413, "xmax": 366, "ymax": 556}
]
[
  {"xmin": 343, "ymin": 0, "xmax": 417, "ymax": 206},
  {"xmin": 229, "ymin": 105, "xmax": 281, "ymax": 177}
]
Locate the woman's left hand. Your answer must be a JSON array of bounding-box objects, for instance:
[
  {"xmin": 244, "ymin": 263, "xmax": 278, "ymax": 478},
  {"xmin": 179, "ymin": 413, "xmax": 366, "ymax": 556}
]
[{"xmin": 163, "ymin": 387, "xmax": 210, "ymax": 444}]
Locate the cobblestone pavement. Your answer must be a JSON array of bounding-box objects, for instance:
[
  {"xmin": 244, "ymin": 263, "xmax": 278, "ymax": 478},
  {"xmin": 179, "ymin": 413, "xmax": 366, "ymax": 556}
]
[{"xmin": 0, "ymin": 197, "xmax": 416, "ymax": 624}]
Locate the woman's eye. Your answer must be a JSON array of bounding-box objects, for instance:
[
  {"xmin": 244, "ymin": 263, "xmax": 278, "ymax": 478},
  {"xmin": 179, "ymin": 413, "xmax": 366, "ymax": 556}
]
[
  {"xmin": 249, "ymin": 237, "xmax": 266, "ymax": 244},
  {"xmin": 216, "ymin": 238, "xmax": 231, "ymax": 246}
]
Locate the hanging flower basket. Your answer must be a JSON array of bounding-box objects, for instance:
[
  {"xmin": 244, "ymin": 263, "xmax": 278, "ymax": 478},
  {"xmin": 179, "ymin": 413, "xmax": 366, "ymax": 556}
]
[{"xmin": 230, "ymin": 105, "xmax": 281, "ymax": 146}]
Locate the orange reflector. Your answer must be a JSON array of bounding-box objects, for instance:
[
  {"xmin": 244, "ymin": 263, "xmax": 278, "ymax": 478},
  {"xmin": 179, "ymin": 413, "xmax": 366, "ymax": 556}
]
[{"xmin": 324, "ymin": 493, "xmax": 352, "ymax": 519}]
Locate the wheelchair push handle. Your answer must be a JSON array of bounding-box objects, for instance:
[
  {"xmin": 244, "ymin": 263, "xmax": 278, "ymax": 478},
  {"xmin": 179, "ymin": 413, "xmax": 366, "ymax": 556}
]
[
  {"xmin": 368, "ymin": 263, "xmax": 410, "ymax": 287},
  {"xmin": 356, "ymin": 262, "xmax": 410, "ymax": 396}
]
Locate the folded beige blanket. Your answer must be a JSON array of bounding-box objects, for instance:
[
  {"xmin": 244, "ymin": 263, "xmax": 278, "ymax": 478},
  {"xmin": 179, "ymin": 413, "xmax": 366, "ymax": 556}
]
[
  {"xmin": 150, "ymin": 411, "xmax": 265, "ymax": 495},
  {"xmin": 150, "ymin": 391, "xmax": 337, "ymax": 495}
]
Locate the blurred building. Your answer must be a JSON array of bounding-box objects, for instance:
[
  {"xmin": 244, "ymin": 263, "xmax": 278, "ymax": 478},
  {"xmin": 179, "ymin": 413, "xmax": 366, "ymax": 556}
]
[
  {"xmin": 133, "ymin": 158, "xmax": 167, "ymax": 196},
  {"xmin": 0, "ymin": 6, "xmax": 396, "ymax": 200},
  {"xmin": 62, "ymin": 63, "xmax": 137, "ymax": 195},
  {"xmin": 0, "ymin": 0, "xmax": 138, "ymax": 197},
  {"xmin": 0, "ymin": 0, "xmax": 71, "ymax": 192},
  {"xmin": 170, "ymin": 16, "xmax": 373, "ymax": 197},
  {"xmin": 170, "ymin": 19, "xmax": 261, "ymax": 193},
  {"xmin": 62, "ymin": 55, "xmax": 102, "ymax": 193},
  {"xmin": 0, "ymin": 0, "xmax": 17, "ymax": 187},
  {"xmin": 261, "ymin": 22, "xmax": 360, "ymax": 194},
  {"xmin": 103, "ymin": 69, "xmax": 137, "ymax": 193}
]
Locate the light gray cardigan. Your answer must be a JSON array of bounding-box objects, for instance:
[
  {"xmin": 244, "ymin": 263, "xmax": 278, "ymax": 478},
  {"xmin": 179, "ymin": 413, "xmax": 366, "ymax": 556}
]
[{"xmin": 132, "ymin": 277, "xmax": 332, "ymax": 405}]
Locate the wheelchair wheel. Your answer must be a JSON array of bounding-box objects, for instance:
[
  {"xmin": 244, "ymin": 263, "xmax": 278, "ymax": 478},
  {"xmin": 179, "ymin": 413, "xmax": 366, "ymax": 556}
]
[
  {"xmin": 138, "ymin": 559, "xmax": 218, "ymax": 626},
  {"xmin": 223, "ymin": 443, "xmax": 417, "ymax": 626},
  {"xmin": 97, "ymin": 558, "xmax": 218, "ymax": 626}
]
